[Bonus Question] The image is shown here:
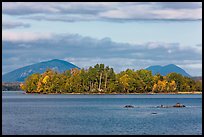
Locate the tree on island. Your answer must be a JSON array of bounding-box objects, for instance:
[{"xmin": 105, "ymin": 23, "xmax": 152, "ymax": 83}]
[{"xmin": 20, "ymin": 64, "xmax": 202, "ymax": 94}]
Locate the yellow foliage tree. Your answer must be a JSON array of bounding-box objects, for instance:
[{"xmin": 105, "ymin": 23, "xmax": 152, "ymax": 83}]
[
  {"xmin": 169, "ymin": 80, "xmax": 177, "ymax": 92},
  {"xmin": 42, "ymin": 75, "xmax": 49, "ymax": 84},
  {"xmin": 162, "ymin": 80, "xmax": 167, "ymax": 92},
  {"xmin": 37, "ymin": 81, "xmax": 43, "ymax": 93},
  {"xmin": 157, "ymin": 80, "xmax": 167, "ymax": 92},
  {"xmin": 152, "ymin": 83, "xmax": 158, "ymax": 93},
  {"xmin": 119, "ymin": 74, "xmax": 130, "ymax": 92},
  {"xmin": 71, "ymin": 68, "xmax": 80, "ymax": 76},
  {"xmin": 20, "ymin": 83, "xmax": 25, "ymax": 91}
]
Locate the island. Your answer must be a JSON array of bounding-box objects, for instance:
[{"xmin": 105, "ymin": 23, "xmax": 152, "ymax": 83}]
[{"xmin": 19, "ymin": 64, "xmax": 202, "ymax": 94}]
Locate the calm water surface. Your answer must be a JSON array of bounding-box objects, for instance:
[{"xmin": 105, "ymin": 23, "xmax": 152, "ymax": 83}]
[{"xmin": 2, "ymin": 91, "xmax": 202, "ymax": 135}]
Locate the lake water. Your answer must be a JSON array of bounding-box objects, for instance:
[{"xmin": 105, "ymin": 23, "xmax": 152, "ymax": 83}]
[{"xmin": 2, "ymin": 91, "xmax": 202, "ymax": 135}]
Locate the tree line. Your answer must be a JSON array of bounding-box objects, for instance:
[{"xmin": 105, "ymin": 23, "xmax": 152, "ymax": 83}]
[
  {"xmin": 2, "ymin": 82, "xmax": 21, "ymax": 91},
  {"xmin": 20, "ymin": 64, "xmax": 202, "ymax": 94}
]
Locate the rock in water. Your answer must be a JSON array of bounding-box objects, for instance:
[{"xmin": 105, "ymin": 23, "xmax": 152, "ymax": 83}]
[
  {"xmin": 173, "ymin": 103, "xmax": 185, "ymax": 108},
  {"xmin": 157, "ymin": 103, "xmax": 185, "ymax": 108},
  {"xmin": 124, "ymin": 105, "xmax": 134, "ymax": 108}
]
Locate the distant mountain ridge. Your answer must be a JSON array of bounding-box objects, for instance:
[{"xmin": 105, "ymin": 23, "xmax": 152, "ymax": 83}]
[
  {"xmin": 146, "ymin": 64, "xmax": 191, "ymax": 77},
  {"xmin": 2, "ymin": 59, "xmax": 80, "ymax": 82}
]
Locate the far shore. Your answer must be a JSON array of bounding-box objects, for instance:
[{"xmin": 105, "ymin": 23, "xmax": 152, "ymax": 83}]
[{"xmin": 22, "ymin": 91, "xmax": 202, "ymax": 95}]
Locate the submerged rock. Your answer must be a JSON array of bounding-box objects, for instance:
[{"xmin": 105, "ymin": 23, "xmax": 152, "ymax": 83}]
[{"xmin": 124, "ymin": 105, "xmax": 134, "ymax": 108}]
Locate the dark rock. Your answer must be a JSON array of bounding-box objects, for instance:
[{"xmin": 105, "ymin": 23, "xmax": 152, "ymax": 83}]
[
  {"xmin": 124, "ymin": 105, "xmax": 134, "ymax": 108},
  {"xmin": 157, "ymin": 103, "xmax": 185, "ymax": 108},
  {"xmin": 173, "ymin": 103, "xmax": 185, "ymax": 108},
  {"xmin": 151, "ymin": 113, "xmax": 157, "ymax": 114}
]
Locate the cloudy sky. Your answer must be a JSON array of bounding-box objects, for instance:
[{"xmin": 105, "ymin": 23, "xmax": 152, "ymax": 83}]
[{"xmin": 2, "ymin": 2, "xmax": 202, "ymax": 76}]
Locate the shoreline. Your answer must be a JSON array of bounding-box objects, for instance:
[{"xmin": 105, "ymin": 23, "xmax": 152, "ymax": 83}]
[{"xmin": 22, "ymin": 91, "xmax": 202, "ymax": 95}]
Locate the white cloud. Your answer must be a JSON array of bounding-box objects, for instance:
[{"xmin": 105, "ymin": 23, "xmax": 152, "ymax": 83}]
[
  {"xmin": 2, "ymin": 2, "xmax": 202, "ymax": 22},
  {"xmin": 179, "ymin": 63, "xmax": 202, "ymax": 69},
  {"xmin": 2, "ymin": 31, "xmax": 53, "ymax": 42},
  {"xmin": 64, "ymin": 57, "xmax": 140, "ymax": 73},
  {"xmin": 151, "ymin": 8, "xmax": 202, "ymax": 20},
  {"xmin": 2, "ymin": 32, "xmax": 202, "ymax": 76},
  {"xmin": 177, "ymin": 63, "xmax": 202, "ymax": 76}
]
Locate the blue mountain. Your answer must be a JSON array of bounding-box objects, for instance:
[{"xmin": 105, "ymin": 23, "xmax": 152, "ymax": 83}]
[
  {"xmin": 146, "ymin": 64, "xmax": 191, "ymax": 77},
  {"xmin": 2, "ymin": 59, "xmax": 80, "ymax": 82}
]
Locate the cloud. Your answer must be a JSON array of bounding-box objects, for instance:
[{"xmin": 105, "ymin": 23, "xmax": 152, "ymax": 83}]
[
  {"xmin": 156, "ymin": 2, "xmax": 202, "ymax": 9},
  {"xmin": 20, "ymin": 14, "xmax": 99, "ymax": 22},
  {"xmin": 2, "ymin": 2, "xmax": 112, "ymax": 15},
  {"xmin": 177, "ymin": 62, "xmax": 202, "ymax": 76},
  {"xmin": 66, "ymin": 57, "xmax": 202, "ymax": 76},
  {"xmin": 193, "ymin": 44, "xmax": 202, "ymax": 54},
  {"xmin": 2, "ymin": 31, "xmax": 53, "ymax": 42},
  {"xmin": 2, "ymin": 2, "xmax": 202, "ymax": 22},
  {"xmin": 63, "ymin": 57, "xmax": 138, "ymax": 73},
  {"xmin": 179, "ymin": 63, "xmax": 202, "ymax": 69},
  {"xmin": 2, "ymin": 32, "xmax": 202, "ymax": 76},
  {"xmin": 2, "ymin": 20, "xmax": 30, "ymax": 29},
  {"xmin": 99, "ymin": 3, "xmax": 202, "ymax": 21}
]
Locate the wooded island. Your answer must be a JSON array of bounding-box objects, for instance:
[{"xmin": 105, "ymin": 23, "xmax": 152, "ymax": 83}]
[{"xmin": 20, "ymin": 64, "xmax": 202, "ymax": 94}]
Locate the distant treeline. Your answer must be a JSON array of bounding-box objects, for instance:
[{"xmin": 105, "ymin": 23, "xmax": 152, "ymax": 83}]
[
  {"xmin": 191, "ymin": 76, "xmax": 202, "ymax": 82},
  {"xmin": 20, "ymin": 64, "xmax": 202, "ymax": 94},
  {"xmin": 2, "ymin": 82, "xmax": 21, "ymax": 91}
]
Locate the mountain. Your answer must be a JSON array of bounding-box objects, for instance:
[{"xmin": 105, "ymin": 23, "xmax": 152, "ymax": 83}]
[
  {"xmin": 146, "ymin": 64, "xmax": 191, "ymax": 77},
  {"xmin": 2, "ymin": 59, "xmax": 80, "ymax": 82}
]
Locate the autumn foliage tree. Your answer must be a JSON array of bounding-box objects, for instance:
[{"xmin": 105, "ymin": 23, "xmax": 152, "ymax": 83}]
[{"xmin": 20, "ymin": 64, "xmax": 202, "ymax": 94}]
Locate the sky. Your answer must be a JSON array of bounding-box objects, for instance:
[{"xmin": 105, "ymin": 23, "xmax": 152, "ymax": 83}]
[{"xmin": 2, "ymin": 2, "xmax": 202, "ymax": 76}]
